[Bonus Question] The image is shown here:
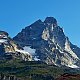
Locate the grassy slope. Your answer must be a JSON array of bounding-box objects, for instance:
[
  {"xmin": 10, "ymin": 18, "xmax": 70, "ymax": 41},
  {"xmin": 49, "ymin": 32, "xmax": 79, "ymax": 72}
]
[{"xmin": 0, "ymin": 59, "xmax": 80, "ymax": 80}]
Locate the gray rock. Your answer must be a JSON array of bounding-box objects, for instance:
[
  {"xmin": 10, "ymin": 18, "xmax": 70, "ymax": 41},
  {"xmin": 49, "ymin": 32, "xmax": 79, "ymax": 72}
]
[{"xmin": 12, "ymin": 17, "xmax": 80, "ymax": 68}]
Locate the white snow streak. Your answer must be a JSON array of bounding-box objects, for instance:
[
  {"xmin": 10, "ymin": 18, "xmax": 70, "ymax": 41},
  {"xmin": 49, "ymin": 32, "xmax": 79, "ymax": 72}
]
[
  {"xmin": 15, "ymin": 49, "xmax": 30, "ymax": 55},
  {"xmin": 67, "ymin": 64, "xmax": 79, "ymax": 68},
  {"xmin": 0, "ymin": 39, "xmax": 7, "ymax": 43},
  {"xmin": 23, "ymin": 46, "xmax": 36, "ymax": 55}
]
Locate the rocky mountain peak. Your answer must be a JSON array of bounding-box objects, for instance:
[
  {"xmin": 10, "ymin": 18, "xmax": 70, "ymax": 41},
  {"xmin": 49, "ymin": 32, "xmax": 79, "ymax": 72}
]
[
  {"xmin": 44, "ymin": 17, "xmax": 57, "ymax": 26},
  {"xmin": 29, "ymin": 19, "xmax": 43, "ymax": 27},
  {"xmin": 36, "ymin": 19, "xmax": 42, "ymax": 23},
  {"xmin": 12, "ymin": 17, "xmax": 80, "ymax": 68},
  {"xmin": 0, "ymin": 31, "xmax": 8, "ymax": 37}
]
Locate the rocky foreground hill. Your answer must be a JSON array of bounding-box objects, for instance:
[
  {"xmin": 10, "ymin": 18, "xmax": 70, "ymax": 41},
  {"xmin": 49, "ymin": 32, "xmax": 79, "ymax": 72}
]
[{"xmin": 0, "ymin": 31, "xmax": 32, "ymax": 61}]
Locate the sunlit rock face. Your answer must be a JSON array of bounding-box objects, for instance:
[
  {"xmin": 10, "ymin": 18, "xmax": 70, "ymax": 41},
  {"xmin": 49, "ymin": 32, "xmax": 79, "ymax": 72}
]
[
  {"xmin": 0, "ymin": 31, "xmax": 32, "ymax": 61},
  {"xmin": 13, "ymin": 17, "xmax": 80, "ymax": 68}
]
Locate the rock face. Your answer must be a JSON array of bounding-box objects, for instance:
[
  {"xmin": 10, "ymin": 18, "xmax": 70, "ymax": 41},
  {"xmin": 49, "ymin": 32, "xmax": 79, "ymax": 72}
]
[
  {"xmin": 12, "ymin": 17, "xmax": 80, "ymax": 68},
  {"xmin": 0, "ymin": 31, "xmax": 32, "ymax": 61}
]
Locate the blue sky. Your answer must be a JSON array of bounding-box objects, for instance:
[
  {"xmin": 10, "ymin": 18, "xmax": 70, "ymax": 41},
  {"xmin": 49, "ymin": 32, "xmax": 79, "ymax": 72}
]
[{"xmin": 0, "ymin": 0, "xmax": 80, "ymax": 47}]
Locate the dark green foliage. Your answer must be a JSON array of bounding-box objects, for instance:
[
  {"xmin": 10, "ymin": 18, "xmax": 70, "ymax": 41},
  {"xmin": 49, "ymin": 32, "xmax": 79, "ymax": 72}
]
[{"xmin": 0, "ymin": 59, "xmax": 80, "ymax": 80}]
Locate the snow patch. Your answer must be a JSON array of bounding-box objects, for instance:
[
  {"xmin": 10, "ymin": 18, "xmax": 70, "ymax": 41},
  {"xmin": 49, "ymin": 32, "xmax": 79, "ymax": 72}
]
[
  {"xmin": 30, "ymin": 27, "xmax": 32, "ymax": 29},
  {"xmin": 67, "ymin": 64, "xmax": 79, "ymax": 68},
  {"xmin": 72, "ymin": 48, "xmax": 75, "ymax": 50},
  {"xmin": 52, "ymin": 37, "xmax": 55, "ymax": 43},
  {"xmin": 15, "ymin": 49, "xmax": 30, "ymax": 55},
  {"xmin": 32, "ymin": 38, "xmax": 36, "ymax": 40},
  {"xmin": 51, "ymin": 24, "xmax": 54, "ymax": 31},
  {"xmin": 34, "ymin": 56, "xmax": 40, "ymax": 61},
  {"xmin": 23, "ymin": 46, "xmax": 36, "ymax": 55},
  {"xmin": 3, "ymin": 36, "xmax": 7, "ymax": 39},
  {"xmin": 0, "ymin": 39, "xmax": 7, "ymax": 43}
]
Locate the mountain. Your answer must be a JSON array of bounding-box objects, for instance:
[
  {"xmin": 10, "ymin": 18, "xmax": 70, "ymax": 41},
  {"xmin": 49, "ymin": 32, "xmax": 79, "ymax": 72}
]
[
  {"xmin": 13, "ymin": 17, "xmax": 80, "ymax": 68},
  {"xmin": 0, "ymin": 31, "xmax": 32, "ymax": 61}
]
